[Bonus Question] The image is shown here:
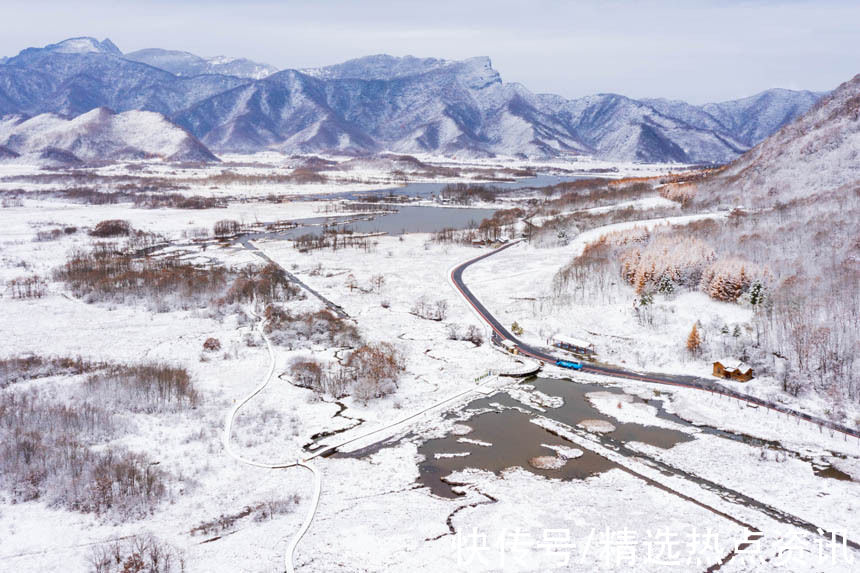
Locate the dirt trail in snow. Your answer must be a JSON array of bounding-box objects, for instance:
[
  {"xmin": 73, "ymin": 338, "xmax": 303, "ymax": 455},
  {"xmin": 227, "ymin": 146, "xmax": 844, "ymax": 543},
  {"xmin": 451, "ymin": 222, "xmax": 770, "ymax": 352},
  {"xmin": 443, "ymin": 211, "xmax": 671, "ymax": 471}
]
[
  {"xmin": 223, "ymin": 308, "xmax": 518, "ymax": 571},
  {"xmin": 240, "ymin": 237, "xmax": 349, "ymax": 319},
  {"xmin": 220, "ymin": 311, "xmax": 321, "ymax": 573}
]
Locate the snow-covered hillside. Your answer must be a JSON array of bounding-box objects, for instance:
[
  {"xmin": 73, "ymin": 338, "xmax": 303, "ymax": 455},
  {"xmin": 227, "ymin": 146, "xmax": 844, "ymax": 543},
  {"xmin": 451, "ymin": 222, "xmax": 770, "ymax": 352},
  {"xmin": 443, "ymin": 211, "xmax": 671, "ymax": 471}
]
[
  {"xmin": 706, "ymin": 74, "xmax": 860, "ymax": 205},
  {"xmin": 0, "ymin": 107, "xmax": 218, "ymax": 162}
]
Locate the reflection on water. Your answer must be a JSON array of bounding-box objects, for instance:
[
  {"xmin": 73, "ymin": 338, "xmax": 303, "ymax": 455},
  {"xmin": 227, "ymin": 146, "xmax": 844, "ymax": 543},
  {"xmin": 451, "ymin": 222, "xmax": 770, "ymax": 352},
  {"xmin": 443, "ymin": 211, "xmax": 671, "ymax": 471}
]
[
  {"xmin": 416, "ymin": 378, "xmax": 855, "ymax": 498},
  {"xmin": 418, "ymin": 404, "xmax": 616, "ymax": 498},
  {"xmin": 417, "ymin": 380, "xmax": 693, "ymax": 498}
]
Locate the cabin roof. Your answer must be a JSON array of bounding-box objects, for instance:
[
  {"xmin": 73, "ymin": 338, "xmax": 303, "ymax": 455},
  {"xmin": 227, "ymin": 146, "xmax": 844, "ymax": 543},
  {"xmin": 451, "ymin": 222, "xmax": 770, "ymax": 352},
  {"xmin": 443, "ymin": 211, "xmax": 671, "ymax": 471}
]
[{"xmin": 715, "ymin": 358, "xmax": 751, "ymax": 373}]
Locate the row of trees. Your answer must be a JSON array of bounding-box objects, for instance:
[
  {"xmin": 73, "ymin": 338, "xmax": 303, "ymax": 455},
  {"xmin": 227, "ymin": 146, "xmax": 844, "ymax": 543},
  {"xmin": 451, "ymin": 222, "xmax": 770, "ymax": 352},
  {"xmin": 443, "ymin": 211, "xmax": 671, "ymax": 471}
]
[
  {"xmin": 561, "ymin": 224, "xmax": 769, "ymax": 307},
  {"xmin": 5, "ymin": 274, "xmax": 47, "ymax": 299},
  {"xmin": 294, "ymin": 230, "xmax": 379, "ymax": 253}
]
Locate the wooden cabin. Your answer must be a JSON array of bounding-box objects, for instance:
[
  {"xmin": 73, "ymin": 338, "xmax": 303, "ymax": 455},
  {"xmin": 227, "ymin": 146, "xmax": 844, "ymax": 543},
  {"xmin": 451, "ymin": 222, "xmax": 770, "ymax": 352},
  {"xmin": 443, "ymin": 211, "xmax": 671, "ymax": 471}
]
[{"xmin": 713, "ymin": 358, "xmax": 753, "ymax": 382}]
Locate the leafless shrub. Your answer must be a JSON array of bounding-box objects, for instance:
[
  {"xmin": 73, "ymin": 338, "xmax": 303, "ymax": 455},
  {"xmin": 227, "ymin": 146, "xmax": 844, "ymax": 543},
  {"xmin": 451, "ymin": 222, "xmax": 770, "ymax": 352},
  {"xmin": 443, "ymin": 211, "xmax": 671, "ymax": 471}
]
[
  {"xmin": 182, "ymin": 227, "xmax": 209, "ymax": 239},
  {"xmin": 5, "ymin": 274, "xmax": 47, "ymax": 299},
  {"xmin": 0, "ymin": 355, "xmax": 96, "ymax": 388},
  {"xmin": 370, "ymin": 274, "xmax": 386, "ymax": 292},
  {"xmin": 345, "ymin": 343, "xmax": 405, "ymax": 403},
  {"xmin": 264, "ymin": 306, "xmax": 361, "ymax": 349},
  {"xmin": 253, "ymin": 495, "xmax": 301, "ymax": 521},
  {"xmin": 660, "ymin": 182, "xmax": 697, "ymax": 205},
  {"xmin": 447, "ymin": 324, "xmax": 484, "ymax": 346},
  {"xmin": 1, "ymin": 196, "xmax": 24, "ymax": 208},
  {"xmin": 431, "ymin": 226, "xmax": 479, "ymax": 245},
  {"xmin": 289, "ymin": 357, "xmax": 324, "ymax": 391},
  {"xmin": 411, "ymin": 295, "xmax": 448, "ymax": 321},
  {"xmin": 0, "ymin": 389, "xmax": 172, "ymax": 517},
  {"xmin": 222, "ymin": 264, "xmax": 300, "ymax": 306},
  {"xmin": 88, "ymin": 534, "xmax": 185, "ymax": 573},
  {"xmin": 214, "ymin": 219, "xmax": 241, "ymax": 237},
  {"xmin": 90, "ymin": 219, "xmax": 132, "ymax": 238},
  {"xmin": 34, "ymin": 228, "xmax": 65, "ymax": 242},
  {"xmin": 190, "ymin": 495, "xmax": 300, "ymax": 538}
]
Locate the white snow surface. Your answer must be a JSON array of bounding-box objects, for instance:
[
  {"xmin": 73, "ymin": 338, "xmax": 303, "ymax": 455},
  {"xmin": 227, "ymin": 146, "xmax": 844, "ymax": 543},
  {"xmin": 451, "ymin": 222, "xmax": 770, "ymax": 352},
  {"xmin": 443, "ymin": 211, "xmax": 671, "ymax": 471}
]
[{"xmin": 1, "ymin": 156, "xmax": 858, "ymax": 572}]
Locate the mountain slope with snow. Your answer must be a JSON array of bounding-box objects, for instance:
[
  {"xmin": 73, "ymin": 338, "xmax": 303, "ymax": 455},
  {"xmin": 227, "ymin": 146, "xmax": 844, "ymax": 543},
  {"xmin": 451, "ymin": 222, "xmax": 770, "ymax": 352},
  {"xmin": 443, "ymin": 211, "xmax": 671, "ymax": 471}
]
[
  {"xmin": 702, "ymin": 74, "xmax": 859, "ymax": 206},
  {"xmin": 302, "ymin": 54, "xmax": 450, "ymax": 80},
  {"xmin": 1, "ymin": 38, "xmax": 249, "ymax": 117},
  {"xmin": 702, "ymin": 88, "xmax": 824, "ymax": 147},
  {"xmin": 124, "ymin": 48, "xmax": 277, "ymax": 79},
  {"xmin": 0, "ymin": 107, "xmax": 218, "ymax": 162},
  {"xmin": 175, "ymin": 57, "xmax": 590, "ymax": 157}
]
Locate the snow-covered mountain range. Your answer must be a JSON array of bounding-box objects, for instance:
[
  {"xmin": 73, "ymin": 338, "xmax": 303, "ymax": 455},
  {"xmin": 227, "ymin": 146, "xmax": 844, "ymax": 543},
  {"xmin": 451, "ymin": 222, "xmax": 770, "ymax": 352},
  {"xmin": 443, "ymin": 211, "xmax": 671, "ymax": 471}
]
[{"xmin": 0, "ymin": 37, "xmax": 829, "ymax": 163}]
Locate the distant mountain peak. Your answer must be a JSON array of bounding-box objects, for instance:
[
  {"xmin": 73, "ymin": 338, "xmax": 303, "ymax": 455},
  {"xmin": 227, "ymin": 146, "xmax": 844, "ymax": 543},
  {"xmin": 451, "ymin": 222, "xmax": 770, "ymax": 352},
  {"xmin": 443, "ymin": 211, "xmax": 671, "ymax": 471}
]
[
  {"xmin": 39, "ymin": 37, "xmax": 122, "ymax": 56},
  {"xmin": 124, "ymin": 47, "xmax": 277, "ymax": 79},
  {"xmin": 302, "ymin": 54, "xmax": 452, "ymax": 80}
]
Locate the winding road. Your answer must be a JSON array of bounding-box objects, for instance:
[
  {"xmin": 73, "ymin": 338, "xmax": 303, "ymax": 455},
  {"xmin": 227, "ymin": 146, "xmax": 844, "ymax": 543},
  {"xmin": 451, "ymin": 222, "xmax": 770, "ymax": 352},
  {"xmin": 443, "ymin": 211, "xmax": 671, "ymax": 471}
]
[
  {"xmin": 223, "ymin": 229, "xmax": 858, "ymax": 572},
  {"xmin": 450, "ymin": 239, "xmax": 860, "ymax": 441}
]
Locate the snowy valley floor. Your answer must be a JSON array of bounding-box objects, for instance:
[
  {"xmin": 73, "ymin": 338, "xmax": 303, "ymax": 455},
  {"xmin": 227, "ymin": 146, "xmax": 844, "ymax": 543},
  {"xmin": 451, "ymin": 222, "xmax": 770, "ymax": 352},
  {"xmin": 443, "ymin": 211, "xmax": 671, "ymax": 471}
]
[{"xmin": 0, "ymin": 161, "xmax": 858, "ymax": 572}]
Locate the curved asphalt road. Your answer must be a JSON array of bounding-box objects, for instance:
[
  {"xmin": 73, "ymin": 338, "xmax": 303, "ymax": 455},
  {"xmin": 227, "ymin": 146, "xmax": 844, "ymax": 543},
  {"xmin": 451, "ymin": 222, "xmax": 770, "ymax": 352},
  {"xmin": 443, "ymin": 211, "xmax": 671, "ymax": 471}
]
[{"xmin": 451, "ymin": 240, "xmax": 860, "ymax": 441}]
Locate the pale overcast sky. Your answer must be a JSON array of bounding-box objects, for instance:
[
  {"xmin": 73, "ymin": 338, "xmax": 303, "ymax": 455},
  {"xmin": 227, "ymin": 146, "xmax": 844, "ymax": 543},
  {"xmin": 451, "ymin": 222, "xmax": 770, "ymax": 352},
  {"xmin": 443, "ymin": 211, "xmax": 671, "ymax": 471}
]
[{"xmin": 2, "ymin": 0, "xmax": 858, "ymax": 103}]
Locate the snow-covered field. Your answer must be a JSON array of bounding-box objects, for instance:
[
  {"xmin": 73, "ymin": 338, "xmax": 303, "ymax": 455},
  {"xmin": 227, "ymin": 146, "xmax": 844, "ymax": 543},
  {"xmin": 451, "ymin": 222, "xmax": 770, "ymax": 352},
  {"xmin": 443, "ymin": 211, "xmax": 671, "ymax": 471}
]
[{"xmin": 1, "ymin": 156, "xmax": 857, "ymax": 572}]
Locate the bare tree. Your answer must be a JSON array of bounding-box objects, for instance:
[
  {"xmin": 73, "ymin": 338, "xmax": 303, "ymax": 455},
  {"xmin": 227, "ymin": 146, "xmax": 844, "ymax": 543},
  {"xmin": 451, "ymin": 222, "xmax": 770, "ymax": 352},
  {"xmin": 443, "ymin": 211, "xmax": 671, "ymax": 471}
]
[{"xmin": 370, "ymin": 274, "xmax": 386, "ymax": 293}]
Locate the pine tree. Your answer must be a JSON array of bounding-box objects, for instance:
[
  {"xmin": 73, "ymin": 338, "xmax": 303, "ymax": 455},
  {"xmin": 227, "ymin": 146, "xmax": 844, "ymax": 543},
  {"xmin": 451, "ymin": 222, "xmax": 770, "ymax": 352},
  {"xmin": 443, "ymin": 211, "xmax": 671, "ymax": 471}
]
[
  {"xmin": 749, "ymin": 280, "xmax": 765, "ymax": 307},
  {"xmin": 686, "ymin": 323, "xmax": 702, "ymax": 355}
]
